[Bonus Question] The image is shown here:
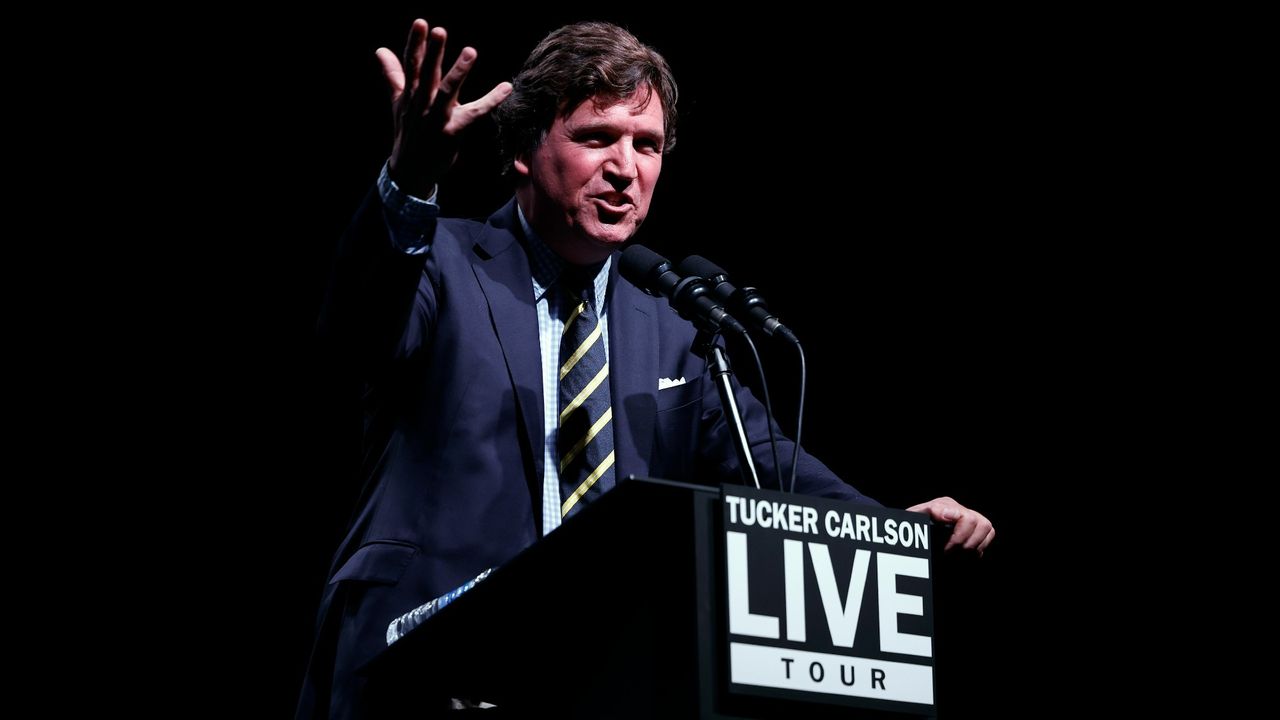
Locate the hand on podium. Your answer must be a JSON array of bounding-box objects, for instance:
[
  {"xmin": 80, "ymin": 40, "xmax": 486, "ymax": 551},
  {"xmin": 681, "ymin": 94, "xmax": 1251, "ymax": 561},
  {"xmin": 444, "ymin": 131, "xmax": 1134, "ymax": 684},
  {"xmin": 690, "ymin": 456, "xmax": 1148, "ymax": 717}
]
[{"xmin": 906, "ymin": 496, "xmax": 995, "ymax": 556}]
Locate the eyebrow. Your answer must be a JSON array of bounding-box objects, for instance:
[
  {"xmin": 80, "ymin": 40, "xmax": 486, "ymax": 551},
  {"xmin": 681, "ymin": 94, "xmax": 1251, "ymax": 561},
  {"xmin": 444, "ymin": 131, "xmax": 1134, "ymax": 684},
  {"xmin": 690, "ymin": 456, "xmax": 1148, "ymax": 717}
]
[{"xmin": 569, "ymin": 121, "xmax": 664, "ymax": 143}]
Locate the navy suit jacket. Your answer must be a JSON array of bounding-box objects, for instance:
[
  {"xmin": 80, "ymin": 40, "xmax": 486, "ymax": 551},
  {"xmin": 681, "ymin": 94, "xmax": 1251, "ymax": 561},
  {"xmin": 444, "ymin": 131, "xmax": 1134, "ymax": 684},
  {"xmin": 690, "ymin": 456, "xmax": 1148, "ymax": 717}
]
[{"xmin": 298, "ymin": 191, "xmax": 878, "ymax": 718}]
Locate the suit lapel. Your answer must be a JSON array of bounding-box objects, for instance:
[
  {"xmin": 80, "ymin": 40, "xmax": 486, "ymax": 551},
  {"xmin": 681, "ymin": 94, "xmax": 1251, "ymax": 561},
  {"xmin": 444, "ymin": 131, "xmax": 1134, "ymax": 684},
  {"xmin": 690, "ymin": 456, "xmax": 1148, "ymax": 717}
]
[
  {"xmin": 468, "ymin": 207, "xmax": 661, "ymax": 504},
  {"xmin": 471, "ymin": 201, "xmax": 546, "ymax": 500},
  {"xmin": 607, "ymin": 259, "xmax": 658, "ymax": 482}
]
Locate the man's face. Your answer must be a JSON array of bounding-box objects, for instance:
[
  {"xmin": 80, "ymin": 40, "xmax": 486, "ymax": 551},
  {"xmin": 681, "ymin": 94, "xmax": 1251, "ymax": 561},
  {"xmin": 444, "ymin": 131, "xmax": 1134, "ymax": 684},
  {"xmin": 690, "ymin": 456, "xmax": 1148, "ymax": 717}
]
[{"xmin": 515, "ymin": 90, "xmax": 665, "ymax": 264}]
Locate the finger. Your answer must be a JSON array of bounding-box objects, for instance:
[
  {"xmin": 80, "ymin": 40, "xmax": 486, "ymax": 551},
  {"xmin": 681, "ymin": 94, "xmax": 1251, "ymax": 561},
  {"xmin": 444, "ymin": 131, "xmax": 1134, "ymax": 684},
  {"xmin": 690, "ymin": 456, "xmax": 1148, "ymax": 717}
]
[
  {"xmin": 401, "ymin": 19, "xmax": 429, "ymax": 94},
  {"xmin": 977, "ymin": 526, "xmax": 995, "ymax": 555},
  {"xmin": 944, "ymin": 520, "xmax": 965, "ymax": 551},
  {"xmin": 426, "ymin": 27, "xmax": 448, "ymax": 106},
  {"xmin": 434, "ymin": 46, "xmax": 477, "ymax": 113},
  {"xmin": 944, "ymin": 511, "xmax": 977, "ymax": 551},
  {"xmin": 962, "ymin": 517, "xmax": 989, "ymax": 551},
  {"xmin": 447, "ymin": 47, "xmax": 478, "ymax": 104},
  {"xmin": 375, "ymin": 48, "xmax": 406, "ymax": 103},
  {"xmin": 449, "ymin": 82, "xmax": 514, "ymax": 132}
]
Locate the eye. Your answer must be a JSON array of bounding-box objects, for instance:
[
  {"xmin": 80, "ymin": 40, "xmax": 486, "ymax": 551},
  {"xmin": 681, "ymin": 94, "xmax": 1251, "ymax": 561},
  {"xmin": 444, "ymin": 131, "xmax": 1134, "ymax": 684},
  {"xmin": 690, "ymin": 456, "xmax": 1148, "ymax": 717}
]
[
  {"xmin": 579, "ymin": 132, "xmax": 613, "ymax": 147},
  {"xmin": 636, "ymin": 138, "xmax": 662, "ymax": 153}
]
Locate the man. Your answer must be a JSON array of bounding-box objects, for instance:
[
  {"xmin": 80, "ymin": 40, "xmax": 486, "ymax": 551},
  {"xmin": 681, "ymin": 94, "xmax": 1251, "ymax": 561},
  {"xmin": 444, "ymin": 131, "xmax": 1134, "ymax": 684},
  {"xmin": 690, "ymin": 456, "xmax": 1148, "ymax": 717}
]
[{"xmin": 299, "ymin": 19, "xmax": 994, "ymax": 719}]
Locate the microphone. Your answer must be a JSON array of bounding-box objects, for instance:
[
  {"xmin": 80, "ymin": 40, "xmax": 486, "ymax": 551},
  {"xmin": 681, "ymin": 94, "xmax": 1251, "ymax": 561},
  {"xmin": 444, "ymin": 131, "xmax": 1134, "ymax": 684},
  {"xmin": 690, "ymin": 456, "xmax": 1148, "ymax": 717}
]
[
  {"xmin": 620, "ymin": 245, "xmax": 746, "ymax": 336},
  {"xmin": 675, "ymin": 255, "xmax": 800, "ymax": 345}
]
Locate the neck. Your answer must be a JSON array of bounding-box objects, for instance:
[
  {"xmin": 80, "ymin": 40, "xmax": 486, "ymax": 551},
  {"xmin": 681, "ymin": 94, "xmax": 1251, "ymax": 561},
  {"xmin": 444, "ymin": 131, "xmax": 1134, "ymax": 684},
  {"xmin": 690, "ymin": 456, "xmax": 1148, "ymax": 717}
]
[{"xmin": 515, "ymin": 191, "xmax": 614, "ymax": 266}]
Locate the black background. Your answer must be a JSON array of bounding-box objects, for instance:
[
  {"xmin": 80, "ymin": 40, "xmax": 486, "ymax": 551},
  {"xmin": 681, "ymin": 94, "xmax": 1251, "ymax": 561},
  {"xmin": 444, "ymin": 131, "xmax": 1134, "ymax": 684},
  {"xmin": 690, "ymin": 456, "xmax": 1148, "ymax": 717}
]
[{"xmin": 158, "ymin": 4, "xmax": 1128, "ymax": 716}]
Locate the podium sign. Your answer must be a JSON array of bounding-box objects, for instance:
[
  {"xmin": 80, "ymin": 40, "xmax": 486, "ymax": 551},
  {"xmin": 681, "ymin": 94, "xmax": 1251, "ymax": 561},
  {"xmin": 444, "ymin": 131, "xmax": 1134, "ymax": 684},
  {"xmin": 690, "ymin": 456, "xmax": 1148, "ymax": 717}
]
[{"xmin": 721, "ymin": 486, "xmax": 936, "ymax": 716}]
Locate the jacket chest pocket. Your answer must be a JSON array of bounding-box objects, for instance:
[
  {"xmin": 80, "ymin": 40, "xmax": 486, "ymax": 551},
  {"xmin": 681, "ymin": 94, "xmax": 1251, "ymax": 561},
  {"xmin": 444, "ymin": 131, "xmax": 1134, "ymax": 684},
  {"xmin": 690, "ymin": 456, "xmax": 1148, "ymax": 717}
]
[{"xmin": 655, "ymin": 377, "xmax": 701, "ymax": 413}]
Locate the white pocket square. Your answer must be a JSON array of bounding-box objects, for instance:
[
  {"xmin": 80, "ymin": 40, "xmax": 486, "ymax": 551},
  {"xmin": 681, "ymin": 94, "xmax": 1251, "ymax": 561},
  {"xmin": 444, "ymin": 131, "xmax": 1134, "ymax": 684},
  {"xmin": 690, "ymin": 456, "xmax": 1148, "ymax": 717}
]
[{"xmin": 658, "ymin": 376, "xmax": 687, "ymax": 390}]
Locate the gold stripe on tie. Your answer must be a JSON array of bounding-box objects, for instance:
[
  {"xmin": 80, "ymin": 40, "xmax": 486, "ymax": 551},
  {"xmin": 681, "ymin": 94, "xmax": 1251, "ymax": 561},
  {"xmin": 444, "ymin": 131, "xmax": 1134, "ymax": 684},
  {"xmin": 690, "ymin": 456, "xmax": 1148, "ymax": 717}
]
[
  {"xmin": 561, "ymin": 450, "xmax": 616, "ymax": 517},
  {"xmin": 562, "ymin": 299, "xmax": 586, "ymax": 331},
  {"xmin": 559, "ymin": 322, "xmax": 604, "ymax": 380},
  {"xmin": 559, "ymin": 364, "xmax": 609, "ymax": 424},
  {"xmin": 559, "ymin": 407, "xmax": 613, "ymax": 474}
]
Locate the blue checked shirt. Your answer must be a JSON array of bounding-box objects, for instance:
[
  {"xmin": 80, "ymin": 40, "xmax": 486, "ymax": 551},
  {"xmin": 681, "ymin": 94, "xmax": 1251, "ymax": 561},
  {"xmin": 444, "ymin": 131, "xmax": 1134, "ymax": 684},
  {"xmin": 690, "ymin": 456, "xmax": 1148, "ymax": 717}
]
[{"xmin": 378, "ymin": 164, "xmax": 610, "ymax": 537}]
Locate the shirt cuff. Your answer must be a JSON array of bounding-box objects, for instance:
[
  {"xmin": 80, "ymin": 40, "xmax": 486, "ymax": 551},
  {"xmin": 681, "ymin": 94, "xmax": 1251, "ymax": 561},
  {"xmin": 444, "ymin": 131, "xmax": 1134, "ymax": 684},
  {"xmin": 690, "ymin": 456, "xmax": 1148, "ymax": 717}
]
[{"xmin": 377, "ymin": 162, "xmax": 440, "ymax": 255}]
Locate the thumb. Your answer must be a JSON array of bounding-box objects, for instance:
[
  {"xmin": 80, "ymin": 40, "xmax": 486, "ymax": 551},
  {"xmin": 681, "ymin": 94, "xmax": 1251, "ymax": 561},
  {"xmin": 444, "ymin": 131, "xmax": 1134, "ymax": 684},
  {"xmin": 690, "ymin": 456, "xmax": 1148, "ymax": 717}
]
[{"xmin": 375, "ymin": 48, "xmax": 406, "ymax": 103}]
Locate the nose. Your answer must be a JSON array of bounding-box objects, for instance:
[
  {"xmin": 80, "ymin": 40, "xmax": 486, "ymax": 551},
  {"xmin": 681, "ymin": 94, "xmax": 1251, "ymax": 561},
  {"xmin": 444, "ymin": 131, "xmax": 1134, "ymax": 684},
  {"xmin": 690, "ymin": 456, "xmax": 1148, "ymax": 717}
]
[{"xmin": 603, "ymin": 141, "xmax": 637, "ymax": 188}]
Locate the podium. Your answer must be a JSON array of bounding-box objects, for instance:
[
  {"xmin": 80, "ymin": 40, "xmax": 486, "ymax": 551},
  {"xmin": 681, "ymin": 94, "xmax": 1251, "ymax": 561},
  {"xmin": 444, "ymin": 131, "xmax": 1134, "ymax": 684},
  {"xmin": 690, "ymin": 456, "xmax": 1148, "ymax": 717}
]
[{"xmin": 362, "ymin": 478, "xmax": 936, "ymax": 718}]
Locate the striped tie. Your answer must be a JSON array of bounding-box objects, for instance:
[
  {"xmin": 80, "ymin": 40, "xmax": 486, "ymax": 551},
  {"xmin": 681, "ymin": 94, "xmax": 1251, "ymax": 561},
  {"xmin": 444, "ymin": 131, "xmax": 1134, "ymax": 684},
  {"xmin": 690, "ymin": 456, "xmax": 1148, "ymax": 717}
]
[{"xmin": 557, "ymin": 273, "xmax": 615, "ymax": 518}]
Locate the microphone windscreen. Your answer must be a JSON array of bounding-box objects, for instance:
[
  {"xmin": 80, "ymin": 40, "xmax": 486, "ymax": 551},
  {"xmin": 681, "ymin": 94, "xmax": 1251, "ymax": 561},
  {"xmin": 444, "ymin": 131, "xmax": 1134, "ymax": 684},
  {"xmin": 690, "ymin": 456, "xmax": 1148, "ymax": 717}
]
[
  {"xmin": 675, "ymin": 254, "xmax": 726, "ymax": 280},
  {"xmin": 620, "ymin": 244, "xmax": 667, "ymax": 288}
]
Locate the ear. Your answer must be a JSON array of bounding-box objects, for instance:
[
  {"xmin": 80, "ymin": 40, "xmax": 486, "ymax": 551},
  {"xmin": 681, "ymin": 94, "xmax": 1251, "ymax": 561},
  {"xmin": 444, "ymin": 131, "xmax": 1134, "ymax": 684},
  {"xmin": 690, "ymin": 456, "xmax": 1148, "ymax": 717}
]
[{"xmin": 513, "ymin": 152, "xmax": 532, "ymax": 178}]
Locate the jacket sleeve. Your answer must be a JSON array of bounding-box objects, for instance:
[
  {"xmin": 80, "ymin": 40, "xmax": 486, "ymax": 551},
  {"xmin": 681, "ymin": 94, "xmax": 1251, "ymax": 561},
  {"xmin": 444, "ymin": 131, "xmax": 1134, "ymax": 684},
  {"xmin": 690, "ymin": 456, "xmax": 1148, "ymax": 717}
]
[{"xmin": 316, "ymin": 186, "xmax": 440, "ymax": 380}]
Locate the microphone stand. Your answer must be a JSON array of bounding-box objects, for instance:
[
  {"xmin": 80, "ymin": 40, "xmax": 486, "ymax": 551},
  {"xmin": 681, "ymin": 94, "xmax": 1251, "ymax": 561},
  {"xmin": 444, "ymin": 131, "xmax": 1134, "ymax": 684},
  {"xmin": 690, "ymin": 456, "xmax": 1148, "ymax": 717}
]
[{"xmin": 690, "ymin": 329, "xmax": 760, "ymax": 489}]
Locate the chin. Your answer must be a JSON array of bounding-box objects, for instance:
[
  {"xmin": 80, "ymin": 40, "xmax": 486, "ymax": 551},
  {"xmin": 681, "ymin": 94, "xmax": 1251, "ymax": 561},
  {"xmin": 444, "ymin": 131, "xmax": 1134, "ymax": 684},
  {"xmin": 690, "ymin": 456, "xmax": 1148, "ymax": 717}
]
[{"xmin": 584, "ymin": 225, "xmax": 637, "ymax": 249}]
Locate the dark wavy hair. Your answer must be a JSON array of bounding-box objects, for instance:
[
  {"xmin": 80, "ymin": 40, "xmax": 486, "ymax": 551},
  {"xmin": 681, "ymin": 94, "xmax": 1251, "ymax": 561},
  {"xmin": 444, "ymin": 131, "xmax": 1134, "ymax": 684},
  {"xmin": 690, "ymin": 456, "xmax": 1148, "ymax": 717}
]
[{"xmin": 493, "ymin": 21, "xmax": 678, "ymax": 176}]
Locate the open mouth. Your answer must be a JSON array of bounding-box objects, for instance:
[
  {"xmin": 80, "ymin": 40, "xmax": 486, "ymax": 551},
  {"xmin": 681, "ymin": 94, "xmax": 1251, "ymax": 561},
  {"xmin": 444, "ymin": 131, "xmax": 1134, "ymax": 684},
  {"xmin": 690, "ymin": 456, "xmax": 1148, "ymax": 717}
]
[
  {"xmin": 594, "ymin": 195, "xmax": 634, "ymax": 213},
  {"xmin": 593, "ymin": 197, "xmax": 634, "ymax": 224}
]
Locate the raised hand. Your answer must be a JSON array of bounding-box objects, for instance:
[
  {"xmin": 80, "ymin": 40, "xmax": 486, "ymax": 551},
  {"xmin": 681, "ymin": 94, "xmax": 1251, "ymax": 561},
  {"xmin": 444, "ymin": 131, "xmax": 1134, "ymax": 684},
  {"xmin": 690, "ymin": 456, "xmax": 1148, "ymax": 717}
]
[{"xmin": 375, "ymin": 19, "xmax": 513, "ymax": 199}]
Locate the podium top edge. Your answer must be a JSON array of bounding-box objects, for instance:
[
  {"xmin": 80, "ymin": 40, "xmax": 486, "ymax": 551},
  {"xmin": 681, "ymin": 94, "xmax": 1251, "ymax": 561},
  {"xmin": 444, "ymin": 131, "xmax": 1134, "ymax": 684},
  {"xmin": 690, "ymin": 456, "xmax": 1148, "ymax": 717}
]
[{"xmin": 624, "ymin": 476, "xmax": 721, "ymax": 495}]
